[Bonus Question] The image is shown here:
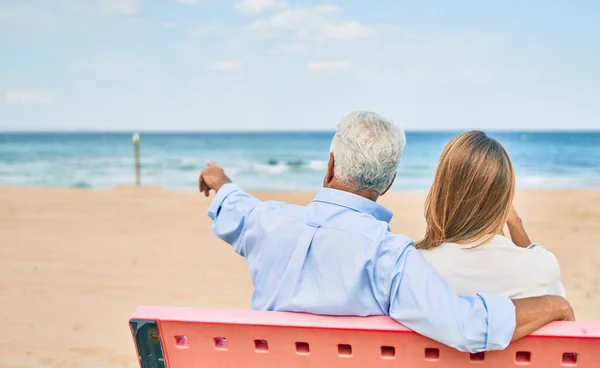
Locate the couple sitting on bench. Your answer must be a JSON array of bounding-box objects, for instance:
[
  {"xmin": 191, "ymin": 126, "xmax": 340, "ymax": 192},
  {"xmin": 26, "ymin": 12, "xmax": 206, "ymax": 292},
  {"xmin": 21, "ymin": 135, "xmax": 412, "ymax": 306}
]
[{"xmin": 198, "ymin": 111, "xmax": 572, "ymax": 354}]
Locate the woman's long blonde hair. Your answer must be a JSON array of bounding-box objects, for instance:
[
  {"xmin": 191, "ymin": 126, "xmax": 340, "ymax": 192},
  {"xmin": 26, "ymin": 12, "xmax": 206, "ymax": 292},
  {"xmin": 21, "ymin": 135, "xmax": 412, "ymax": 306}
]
[{"xmin": 416, "ymin": 130, "xmax": 515, "ymax": 250}]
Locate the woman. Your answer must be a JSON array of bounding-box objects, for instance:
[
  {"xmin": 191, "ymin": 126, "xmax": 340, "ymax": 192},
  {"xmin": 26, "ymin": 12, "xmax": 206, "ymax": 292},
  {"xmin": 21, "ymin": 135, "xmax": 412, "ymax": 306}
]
[{"xmin": 417, "ymin": 130, "xmax": 565, "ymax": 299}]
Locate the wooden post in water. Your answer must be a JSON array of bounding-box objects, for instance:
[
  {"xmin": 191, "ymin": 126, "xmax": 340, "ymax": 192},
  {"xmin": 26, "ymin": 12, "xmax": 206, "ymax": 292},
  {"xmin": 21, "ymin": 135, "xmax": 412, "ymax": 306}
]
[{"xmin": 133, "ymin": 132, "xmax": 141, "ymax": 186}]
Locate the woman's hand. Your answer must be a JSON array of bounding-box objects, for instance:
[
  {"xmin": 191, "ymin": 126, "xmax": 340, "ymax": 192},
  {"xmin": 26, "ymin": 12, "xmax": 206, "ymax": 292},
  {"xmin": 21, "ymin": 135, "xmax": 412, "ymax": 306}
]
[
  {"xmin": 507, "ymin": 205, "xmax": 523, "ymax": 226},
  {"xmin": 507, "ymin": 205, "xmax": 532, "ymax": 247}
]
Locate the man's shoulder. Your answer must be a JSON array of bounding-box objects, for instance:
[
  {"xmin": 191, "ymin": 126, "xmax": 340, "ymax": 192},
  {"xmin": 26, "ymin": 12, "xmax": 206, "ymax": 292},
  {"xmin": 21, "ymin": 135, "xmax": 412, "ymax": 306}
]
[
  {"xmin": 371, "ymin": 232, "xmax": 416, "ymax": 275},
  {"xmin": 258, "ymin": 199, "xmax": 305, "ymax": 209},
  {"xmin": 381, "ymin": 232, "xmax": 415, "ymax": 249},
  {"xmin": 252, "ymin": 200, "xmax": 307, "ymax": 217},
  {"xmin": 318, "ymin": 210, "xmax": 415, "ymax": 247}
]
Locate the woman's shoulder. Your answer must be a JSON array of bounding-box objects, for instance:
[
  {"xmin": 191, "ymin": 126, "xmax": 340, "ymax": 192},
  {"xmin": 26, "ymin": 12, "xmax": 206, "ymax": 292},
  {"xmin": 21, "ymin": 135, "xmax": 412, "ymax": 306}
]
[
  {"xmin": 418, "ymin": 235, "xmax": 562, "ymax": 277},
  {"xmin": 417, "ymin": 241, "xmax": 463, "ymax": 259},
  {"xmin": 483, "ymin": 236, "xmax": 561, "ymax": 267},
  {"xmin": 417, "ymin": 235, "xmax": 565, "ymax": 298},
  {"xmin": 493, "ymin": 237, "xmax": 561, "ymax": 265},
  {"xmin": 418, "ymin": 235, "xmax": 535, "ymax": 253},
  {"xmin": 491, "ymin": 238, "xmax": 565, "ymax": 298}
]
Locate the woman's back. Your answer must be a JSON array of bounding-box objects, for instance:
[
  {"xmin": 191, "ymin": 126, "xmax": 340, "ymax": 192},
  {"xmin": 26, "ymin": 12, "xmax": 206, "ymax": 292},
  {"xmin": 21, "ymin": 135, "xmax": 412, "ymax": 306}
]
[{"xmin": 420, "ymin": 235, "xmax": 565, "ymax": 299}]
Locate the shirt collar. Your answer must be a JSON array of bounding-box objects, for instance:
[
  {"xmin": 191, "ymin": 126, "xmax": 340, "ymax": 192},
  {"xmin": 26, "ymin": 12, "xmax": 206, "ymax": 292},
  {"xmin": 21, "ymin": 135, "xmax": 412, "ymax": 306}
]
[{"xmin": 313, "ymin": 188, "xmax": 393, "ymax": 223}]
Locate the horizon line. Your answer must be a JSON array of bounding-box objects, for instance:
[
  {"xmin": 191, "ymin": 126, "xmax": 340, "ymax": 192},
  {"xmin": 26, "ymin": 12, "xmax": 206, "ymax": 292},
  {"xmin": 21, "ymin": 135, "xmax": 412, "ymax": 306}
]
[{"xmin": 2, "ymin": 128, "xmax": 600, "ymax": 134}]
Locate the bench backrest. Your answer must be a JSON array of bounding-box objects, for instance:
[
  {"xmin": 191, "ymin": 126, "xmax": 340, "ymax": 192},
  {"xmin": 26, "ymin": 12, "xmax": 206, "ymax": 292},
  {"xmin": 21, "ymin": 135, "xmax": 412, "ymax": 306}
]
[{"xmin": 130, "ymin": 306, "xmax": 600, "ymax": 367}]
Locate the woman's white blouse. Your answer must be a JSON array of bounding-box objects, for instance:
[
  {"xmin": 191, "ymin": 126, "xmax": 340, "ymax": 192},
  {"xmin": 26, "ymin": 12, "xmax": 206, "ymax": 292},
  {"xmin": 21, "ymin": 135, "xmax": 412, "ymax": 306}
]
[{"xmin": 419, "ymin": 235, "xmax": 566, "ymax": 299}]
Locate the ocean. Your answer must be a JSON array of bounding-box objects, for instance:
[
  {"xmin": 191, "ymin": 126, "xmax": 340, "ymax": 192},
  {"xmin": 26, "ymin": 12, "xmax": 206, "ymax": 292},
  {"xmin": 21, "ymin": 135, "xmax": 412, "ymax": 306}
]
[{"xmin": 0, "ymin": 132, "xmax": 599, "ymax": 191}]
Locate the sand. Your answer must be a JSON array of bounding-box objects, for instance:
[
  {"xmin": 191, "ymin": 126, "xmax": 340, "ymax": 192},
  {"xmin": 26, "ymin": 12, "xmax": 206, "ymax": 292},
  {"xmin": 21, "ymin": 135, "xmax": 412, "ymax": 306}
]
[{"xmin": 1, "ymin": 185, "xmax": 599, "ymax": 367}]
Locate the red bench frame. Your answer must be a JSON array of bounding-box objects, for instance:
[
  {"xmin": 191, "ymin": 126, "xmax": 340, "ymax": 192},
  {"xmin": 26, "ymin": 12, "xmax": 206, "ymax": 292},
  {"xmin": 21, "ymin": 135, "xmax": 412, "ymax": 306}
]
[{"xmin": 130, "ymin": 306, "xmax": 600, "ymax": 367}]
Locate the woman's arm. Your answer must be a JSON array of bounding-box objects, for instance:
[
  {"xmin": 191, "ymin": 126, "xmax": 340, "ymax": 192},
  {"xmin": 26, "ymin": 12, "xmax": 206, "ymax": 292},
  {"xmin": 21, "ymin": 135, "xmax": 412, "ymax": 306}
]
[{"xmin": 507, "ymin": 206, "xmax": 532, "ymax": 248}]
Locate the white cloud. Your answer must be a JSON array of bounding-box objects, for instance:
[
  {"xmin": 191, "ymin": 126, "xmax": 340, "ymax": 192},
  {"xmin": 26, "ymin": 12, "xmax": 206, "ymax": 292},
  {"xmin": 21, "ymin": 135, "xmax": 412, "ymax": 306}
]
[
  {"xmin": 351, "ymin": 66, "xmax": 494, "ymax": 86},
  {"xmin": 306, "ymin": 61, "xmax": 353, "ymax": 72},
  {"xmin": 235, "ymin": 0, "xmax": 285, "ymax": 14},
  {"xmin": 210, "ymin": 60, "xmax": 244, "ymax": 71},
  {"xmin": 100, "ymin": 0, "xmax": 139, "ymax": 15},
  {"xmin": 5, "ymin": 92, "xmax": 52, "ymax": 105},
  {"xmin": 320, "ymin": 22, "xmax": 374, "ymax": 39},
  {"xmin": 247, "ymin": 4, "xmax": 375, "ymax": 41},
  {"xmin": 312, "ymin": 4, "xmax": 338, "ymax": 13}
]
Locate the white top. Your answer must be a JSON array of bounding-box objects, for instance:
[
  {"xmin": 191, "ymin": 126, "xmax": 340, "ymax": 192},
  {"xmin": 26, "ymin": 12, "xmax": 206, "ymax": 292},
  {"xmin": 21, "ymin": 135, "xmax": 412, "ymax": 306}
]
[{"xmin": 419, "ymin": 235, "xmax": 566, "ymax": 299}]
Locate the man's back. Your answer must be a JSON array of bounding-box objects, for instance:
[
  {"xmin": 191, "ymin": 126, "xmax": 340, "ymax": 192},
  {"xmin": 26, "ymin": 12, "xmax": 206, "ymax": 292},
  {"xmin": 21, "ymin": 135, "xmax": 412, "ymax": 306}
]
[
  {"xmin": 208, "ymin": 183, "xmax": 517, "ymax": 353},
  {"xmin": 232, "ymin": 187, "xmax": 407, "ymax": 315}
]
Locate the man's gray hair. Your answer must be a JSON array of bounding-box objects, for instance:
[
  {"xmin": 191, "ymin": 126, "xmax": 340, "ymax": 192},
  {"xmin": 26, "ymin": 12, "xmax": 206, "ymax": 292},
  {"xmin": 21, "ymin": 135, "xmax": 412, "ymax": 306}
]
[{"xmin": 330, "ymin": 111, "xmax": 406, "ymax": 194}]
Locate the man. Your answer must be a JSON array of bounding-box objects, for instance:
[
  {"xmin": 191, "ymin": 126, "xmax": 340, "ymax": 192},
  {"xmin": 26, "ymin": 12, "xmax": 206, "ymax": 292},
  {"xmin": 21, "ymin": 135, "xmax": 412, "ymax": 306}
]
[{"xmin": 199, "ymin": 111, "xmax": 574, "ymax": 353}]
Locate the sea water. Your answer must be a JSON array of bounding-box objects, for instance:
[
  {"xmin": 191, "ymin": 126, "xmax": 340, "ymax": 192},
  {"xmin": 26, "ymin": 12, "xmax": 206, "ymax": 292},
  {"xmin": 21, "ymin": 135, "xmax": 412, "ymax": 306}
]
[{"xmin": 0, "ymin": 131, "xmax": 598, "ymax": 191}]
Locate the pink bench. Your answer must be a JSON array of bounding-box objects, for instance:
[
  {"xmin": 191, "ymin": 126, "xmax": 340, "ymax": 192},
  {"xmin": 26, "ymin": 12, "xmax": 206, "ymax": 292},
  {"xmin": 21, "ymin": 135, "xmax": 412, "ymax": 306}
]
[{"xmin": 130, "ymin": 306, "xmax": 600, "ymax": 367}]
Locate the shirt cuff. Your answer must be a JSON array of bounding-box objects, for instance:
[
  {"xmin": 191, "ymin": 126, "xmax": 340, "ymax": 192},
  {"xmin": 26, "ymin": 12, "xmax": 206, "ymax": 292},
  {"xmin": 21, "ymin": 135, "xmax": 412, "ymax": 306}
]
[
  {"xmin": 207, "ymin": 183, "xmax": 241, "ymax": 220},
  {"xmin": 527, "ymin": 243, "xmax": 546, "ymax": 250},
  {"xmin": 478, "ymin": 293, "xmax": 516, "ymax": 351}
]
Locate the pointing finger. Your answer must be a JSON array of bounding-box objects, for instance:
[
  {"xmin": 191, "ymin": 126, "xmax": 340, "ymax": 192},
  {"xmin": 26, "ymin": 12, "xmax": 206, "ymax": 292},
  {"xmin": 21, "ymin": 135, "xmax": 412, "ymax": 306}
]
[{"xmin": 199, "ymin": 175, "xmax": 206, "ymax": 193}]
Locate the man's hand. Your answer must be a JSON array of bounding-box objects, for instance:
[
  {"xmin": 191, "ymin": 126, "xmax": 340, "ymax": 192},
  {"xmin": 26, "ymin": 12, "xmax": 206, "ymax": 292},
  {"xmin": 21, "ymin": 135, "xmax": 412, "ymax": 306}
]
[
  {"xmin": 560, "ymin": 298, "xmax": 576, "ymax": 321},
  {"xmin": 199, "ymin": 161, "xmax": 232, "ymax": 197},
  {"xmin": 511, "ymin": 295, "xmax": 575, "ymax": 342}
]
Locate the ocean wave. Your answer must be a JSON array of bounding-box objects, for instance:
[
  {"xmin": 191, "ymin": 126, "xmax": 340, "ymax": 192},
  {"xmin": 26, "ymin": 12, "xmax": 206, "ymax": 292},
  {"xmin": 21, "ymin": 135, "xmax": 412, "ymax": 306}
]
[
  {"xmin": 516, "ymin": 175, "xmax": 600, "ymax": 189},
  {"xmin": 307, "ymin": 160, "xmax": 328, "ymax": 170},
  {"xmin": 119, "ymin": 157, "xmax": 331, "ymax": 174},
  {"xmin": 241, "ymin": 159, "xmax": 329, "ymax": 175},
  {"xmin": 254, "ymin": 162, "xmax": 289, "ymax": 175},
  {"xmin": 180, "ymin": 164, "xmax": 198, "ymax": 171},
  {"xmin": 72, "ymin": 180, "xmax": 92, "ymax": 189}
]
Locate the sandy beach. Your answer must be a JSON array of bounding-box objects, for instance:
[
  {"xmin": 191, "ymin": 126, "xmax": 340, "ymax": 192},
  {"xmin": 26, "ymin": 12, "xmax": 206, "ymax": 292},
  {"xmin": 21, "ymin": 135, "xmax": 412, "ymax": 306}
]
[{"xmin": 1, "ymin": 185, "xmax": 599, "ymax": 368}]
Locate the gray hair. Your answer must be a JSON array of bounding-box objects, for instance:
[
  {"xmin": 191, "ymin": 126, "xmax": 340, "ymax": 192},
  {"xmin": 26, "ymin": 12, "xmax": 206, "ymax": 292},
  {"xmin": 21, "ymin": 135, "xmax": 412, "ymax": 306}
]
[{"xmin": 330, "ymin": 111, "xmax": 406, "ymax": 194}]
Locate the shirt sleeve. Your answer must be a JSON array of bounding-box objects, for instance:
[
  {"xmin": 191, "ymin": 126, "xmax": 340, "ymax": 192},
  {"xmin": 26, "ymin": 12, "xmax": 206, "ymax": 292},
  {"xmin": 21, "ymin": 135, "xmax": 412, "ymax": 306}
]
[
  {"xmin": 374, "ymin": 235, "xmax": 516, "ymax": 353},
  {"xmin": 207, "ymin": 183, "xmax": 261, "ymax": 256}
]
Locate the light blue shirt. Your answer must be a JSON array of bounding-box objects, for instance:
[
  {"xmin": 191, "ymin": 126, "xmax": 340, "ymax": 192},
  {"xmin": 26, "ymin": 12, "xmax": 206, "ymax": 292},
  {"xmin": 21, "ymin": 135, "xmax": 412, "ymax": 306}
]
[{"xmin": 208, "ymin": 183, "xmax": 516, "ymax": 353}]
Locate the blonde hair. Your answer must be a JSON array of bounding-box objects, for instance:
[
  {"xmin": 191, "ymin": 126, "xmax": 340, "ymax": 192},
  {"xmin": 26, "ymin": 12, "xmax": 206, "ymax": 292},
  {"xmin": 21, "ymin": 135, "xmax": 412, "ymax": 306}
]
[{"xmin": 416, "ymin": 130, "xmax": 515, "ymax": 250}]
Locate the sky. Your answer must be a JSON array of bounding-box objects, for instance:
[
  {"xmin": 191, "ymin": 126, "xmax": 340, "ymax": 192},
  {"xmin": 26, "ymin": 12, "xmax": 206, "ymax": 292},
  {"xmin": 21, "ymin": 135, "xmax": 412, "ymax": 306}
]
[{"xmin": 1, "ymin": 0, "xmax": 599, "ymax": 131}]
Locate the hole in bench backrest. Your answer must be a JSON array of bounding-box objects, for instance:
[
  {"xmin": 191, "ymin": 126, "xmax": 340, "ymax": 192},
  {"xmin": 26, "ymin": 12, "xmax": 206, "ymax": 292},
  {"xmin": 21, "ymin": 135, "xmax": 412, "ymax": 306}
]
[
  {"xmin": 425, "ymin": 348, "xmax": 439, "ymax": 361},
  {"xmin": 338, "ymin": 344, "xmax": 352, "ymax": 357},
  {"xmin": 295, "ymin": 342, "xmax": 310, "ymax": 355},
  {"xmin": 174, "ymin": 335, "xmax": 189, "ymax": 348},
  {"xmin": 381, "ymin": 346, "xmax": 395, "ymax": 359},
  {"xmin": 254, "ymin": 340, "xmax": 269, "ymax": 353},
  {"xmin": 516, "ymin": 351, "xmax": 531, "ymax": 364},
  {"xmin": 562, "ymin": 352, "xmax": 577, "ymax": 366},
  {"xmin": 470, "ymin": 352, "xmax": 485, "ymax": 362},
  {"xmin": 213, "ymin": 337, "xmax": 228, "ymax": 351}
]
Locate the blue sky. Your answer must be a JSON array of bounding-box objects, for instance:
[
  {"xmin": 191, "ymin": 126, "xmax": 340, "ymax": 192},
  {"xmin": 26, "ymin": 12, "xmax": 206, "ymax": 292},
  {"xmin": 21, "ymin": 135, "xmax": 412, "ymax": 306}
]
[{"xmin": 1, "ymin": 0, "xmax": 599, "ymax": 131}]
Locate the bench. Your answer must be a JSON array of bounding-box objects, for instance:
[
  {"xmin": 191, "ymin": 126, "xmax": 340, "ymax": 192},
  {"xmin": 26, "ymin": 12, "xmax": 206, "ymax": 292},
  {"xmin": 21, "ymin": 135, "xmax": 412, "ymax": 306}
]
[{"xmin": 130, "ymin": 306, "xmax": 600, "ymax": 367}]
